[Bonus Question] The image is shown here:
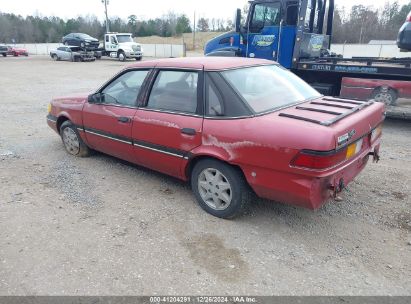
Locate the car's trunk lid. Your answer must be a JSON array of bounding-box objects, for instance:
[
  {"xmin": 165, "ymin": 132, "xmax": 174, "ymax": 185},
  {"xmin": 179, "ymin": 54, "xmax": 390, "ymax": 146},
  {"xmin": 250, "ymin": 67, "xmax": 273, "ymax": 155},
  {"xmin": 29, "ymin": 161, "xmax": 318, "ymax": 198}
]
[{"xmin": 277, "ymin": 96, "xmax": 385, "ymax": 149}]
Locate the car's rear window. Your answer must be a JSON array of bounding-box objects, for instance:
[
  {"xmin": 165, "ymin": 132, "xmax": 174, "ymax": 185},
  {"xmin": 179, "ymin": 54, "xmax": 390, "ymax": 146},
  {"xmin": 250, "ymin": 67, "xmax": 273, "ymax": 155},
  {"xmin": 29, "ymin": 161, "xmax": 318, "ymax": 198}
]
[{"xmin": 221, "ymin": 65, "xmax": 322, "ymax": 114}]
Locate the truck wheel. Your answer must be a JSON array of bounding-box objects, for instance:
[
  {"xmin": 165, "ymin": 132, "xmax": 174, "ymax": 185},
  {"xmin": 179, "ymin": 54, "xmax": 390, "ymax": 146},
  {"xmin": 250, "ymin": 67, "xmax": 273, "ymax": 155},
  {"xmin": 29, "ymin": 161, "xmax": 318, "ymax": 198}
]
[
  {"xmin": 118, "ymin": 51, "xmax": 126, "ymax": 61},
  {"xmin": 60, "ymin": 121, "xmax": 91, "ymax": 157},
  {"xmin": 191, "ymin": 159, "xmax": 249, "ymax": 219},
  {"xmin": 371, "ymin": 87, "xmax": 398, "ymax": 106}
]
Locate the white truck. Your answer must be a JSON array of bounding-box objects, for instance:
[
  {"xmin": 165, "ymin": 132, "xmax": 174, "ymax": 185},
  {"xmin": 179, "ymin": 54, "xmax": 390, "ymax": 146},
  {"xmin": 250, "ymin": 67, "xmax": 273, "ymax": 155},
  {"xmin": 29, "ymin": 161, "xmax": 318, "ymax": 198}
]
[{"xmin": 96, "ymin": 32, "xmax": 143, "ymax": 61}]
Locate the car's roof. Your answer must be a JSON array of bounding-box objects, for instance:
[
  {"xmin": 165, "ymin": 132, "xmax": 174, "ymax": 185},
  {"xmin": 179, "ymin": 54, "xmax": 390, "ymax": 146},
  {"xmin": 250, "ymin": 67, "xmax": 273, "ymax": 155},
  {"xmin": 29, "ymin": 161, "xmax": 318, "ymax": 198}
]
[{"xmin": 127, "ymin": 57, "xmax": 276, "ymax": 71}]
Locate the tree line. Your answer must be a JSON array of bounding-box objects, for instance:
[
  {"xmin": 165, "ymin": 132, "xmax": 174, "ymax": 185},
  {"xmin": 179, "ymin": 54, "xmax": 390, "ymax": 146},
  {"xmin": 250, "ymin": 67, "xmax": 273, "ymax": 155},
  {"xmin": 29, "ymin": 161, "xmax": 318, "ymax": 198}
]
[
  {"xmin": 330, "ymin": 2, "xmax": 411, "ymax": 43},
  {"xmin": 0, "ymin": 1, "xmax": 410, "ymax": 44},
  {"xmin": 0, "ymin": 12, "xmax": 234, "ymax": 43}
]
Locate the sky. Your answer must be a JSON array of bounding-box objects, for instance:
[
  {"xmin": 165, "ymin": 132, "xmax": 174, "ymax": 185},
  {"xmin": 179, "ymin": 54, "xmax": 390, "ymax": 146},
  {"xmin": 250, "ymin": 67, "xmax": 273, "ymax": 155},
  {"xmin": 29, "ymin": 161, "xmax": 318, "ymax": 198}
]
[{"xmin": 0, "ymin": 0, "xmax": 410, "ymax": 21}]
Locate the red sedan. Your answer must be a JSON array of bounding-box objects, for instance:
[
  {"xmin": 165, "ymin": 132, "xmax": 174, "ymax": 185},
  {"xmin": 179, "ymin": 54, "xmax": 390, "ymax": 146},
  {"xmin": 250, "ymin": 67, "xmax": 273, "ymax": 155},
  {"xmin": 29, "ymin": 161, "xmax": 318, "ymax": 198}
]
[
  {"xmin": 47, "ymin": 57, "xmax": 385, "ymax": 218},
  {"xmin": 4, "ymin": 46, "xmax": 29, "ymax": 57}
]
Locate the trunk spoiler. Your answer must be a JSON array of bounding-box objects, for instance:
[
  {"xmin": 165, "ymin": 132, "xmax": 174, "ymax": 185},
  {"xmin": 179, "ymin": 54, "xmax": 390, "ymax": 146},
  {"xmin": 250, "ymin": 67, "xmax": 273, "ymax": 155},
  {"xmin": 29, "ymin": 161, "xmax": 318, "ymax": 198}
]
[{"xmin": 279, "ymin": 98, "xmax": 374, "ymax": 126}]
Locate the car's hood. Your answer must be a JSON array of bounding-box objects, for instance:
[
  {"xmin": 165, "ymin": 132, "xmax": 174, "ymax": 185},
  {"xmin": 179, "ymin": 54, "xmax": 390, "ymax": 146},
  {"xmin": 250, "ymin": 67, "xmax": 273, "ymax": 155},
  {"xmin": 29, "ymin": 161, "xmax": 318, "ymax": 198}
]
[
  {"xmin": 119, "ymin": 41, "xmax": 141, "ymax": 47},
  {"xmin": 85, "ymin": 38, "xmax": 99, "ymax": 42},
  {"xmin": 53, "ymin": 94, "xmax": 89, "ymax": 104}
]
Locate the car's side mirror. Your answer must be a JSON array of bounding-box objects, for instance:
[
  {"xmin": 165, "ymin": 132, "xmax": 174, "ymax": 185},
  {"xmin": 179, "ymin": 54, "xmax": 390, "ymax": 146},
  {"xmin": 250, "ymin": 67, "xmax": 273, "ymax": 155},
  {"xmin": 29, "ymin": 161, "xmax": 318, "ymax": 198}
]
[
  {"xmin": 235, "ymin": 8, "xmax": 241, "ymax": 33},
  {"xmin": 88, "ymin": 93, "xmax": 103, "ymax": 104}
]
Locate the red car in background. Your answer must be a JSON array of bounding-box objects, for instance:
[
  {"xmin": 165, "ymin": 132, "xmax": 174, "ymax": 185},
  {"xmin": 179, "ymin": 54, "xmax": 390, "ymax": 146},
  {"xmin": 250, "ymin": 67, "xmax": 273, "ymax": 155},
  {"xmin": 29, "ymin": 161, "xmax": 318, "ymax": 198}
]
[
  {"xmin": 47, "ymin": 57, "xmax": 385, "ymax": 219},
  {"xmin": 341, "ymin": 77, "xmax": 411, "ymax": 105},
  {"xmin": 2, "ymin": 45, "xmax": 29, "ymax": 57}
]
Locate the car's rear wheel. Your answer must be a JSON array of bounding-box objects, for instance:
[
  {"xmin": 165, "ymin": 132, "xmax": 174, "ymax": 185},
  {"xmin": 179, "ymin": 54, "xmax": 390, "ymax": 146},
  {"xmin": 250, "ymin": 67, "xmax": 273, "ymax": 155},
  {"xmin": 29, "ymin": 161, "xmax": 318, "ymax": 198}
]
[
  {"xmin": 52, "ymin": 54, "xmax": 58, "ymax": 61},
  {"xmin": 2, "ymin": 53, "xmax": 6, "ymax": 57},
  {"xmin": 371, "ymin": 87, "xmax": 398, "ymax": 105},
  {"xmin": 60, "ymin": 121, "xmax": 90, "ymax": 157},
  {"xmin": 191, "ymin": 159, "xmax": 248, "ymax": 219}
]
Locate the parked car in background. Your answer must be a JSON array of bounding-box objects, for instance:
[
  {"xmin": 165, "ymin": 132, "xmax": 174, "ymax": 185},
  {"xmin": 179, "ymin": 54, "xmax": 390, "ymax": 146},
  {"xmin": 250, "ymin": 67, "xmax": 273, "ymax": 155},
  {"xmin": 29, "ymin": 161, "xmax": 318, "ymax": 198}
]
[
  {"xmin": 49, "ymin": 46, "xmax": 96, "ymax": 62},
  {"xmin": 62, "ymin": 33, "xmax": 100, "ymax": 49},
  {"xmin": 397, "ymin": 11, "xmax": 411, "ymax": 51},
  {"xmin": 1, "ymin": 45, "xmax": 28, "ymax": 57},
  {"xmin": 0, "ymin": 45, "xmax": 8, "ymax": 57},
  {"xmin": 46, "ymin": 57, "xmax": 385, "ymax": 219}
]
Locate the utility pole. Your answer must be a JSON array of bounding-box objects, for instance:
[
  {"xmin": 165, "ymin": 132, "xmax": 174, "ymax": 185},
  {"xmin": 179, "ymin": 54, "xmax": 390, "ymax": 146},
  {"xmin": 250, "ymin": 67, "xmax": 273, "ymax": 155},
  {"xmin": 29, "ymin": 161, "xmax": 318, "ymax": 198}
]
[
  {"xmin": 102, "ymin": 0, "xmax": 110, "ymax": 32},
  {"xmin": 193, "ymin": 11, "xmax": 196, "ymax": 50}
]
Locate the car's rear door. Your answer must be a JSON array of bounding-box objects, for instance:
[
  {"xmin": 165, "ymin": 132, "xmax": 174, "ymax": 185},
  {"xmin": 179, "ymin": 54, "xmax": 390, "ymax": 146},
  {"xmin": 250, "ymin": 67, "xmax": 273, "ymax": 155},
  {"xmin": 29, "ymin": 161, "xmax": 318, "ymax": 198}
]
[
  {"xmin": 132, "ymin": 69, "xmax": 204, "ymax": 179},
  {"xmin": 82, "ymin": 69, "xmax": 151, "ymax": 163}
]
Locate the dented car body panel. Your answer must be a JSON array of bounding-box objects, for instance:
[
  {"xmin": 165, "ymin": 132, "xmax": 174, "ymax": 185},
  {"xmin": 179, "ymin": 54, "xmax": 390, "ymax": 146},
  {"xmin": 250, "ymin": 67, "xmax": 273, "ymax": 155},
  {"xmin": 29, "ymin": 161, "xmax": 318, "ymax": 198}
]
[{"xmin": 47, "ymin": 57, "xmax": 384, "ymax": 210}]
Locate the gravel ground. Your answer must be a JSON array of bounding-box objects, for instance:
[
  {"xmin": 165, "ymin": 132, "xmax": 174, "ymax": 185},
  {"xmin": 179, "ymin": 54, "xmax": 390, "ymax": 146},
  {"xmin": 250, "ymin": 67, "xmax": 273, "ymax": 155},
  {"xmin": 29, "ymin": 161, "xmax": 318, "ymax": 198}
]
[{"xmin": 0, "ymin": 55, "xmax": 410, "ymax": 296}]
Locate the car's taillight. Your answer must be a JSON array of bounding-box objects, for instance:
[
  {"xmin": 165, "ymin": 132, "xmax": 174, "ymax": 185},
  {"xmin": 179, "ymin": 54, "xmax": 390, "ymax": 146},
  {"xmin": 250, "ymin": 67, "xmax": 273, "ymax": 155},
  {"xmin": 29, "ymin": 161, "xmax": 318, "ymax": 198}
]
[
  {"xmin": 371, "ymin": 124, "xmax": 383, "ymax": 142},
  {"xmin": 407, "ymin": 12, "xmax": 411, "ymax": 22},
  {"xmin": 292, "ymin": 139, "xmax": 364, "ymax": 170}
]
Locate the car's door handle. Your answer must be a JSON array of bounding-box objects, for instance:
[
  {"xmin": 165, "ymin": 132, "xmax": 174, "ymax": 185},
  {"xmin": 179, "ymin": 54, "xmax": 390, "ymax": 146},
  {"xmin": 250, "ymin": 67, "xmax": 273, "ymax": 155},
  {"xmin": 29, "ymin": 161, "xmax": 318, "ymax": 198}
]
[
  {"xmin": 181, "ymin": 128, "xmax": 196, "ymax": 136},
  {"xmin": 118, "ymin": 116, "xmax": 131, "ymax": 123}
]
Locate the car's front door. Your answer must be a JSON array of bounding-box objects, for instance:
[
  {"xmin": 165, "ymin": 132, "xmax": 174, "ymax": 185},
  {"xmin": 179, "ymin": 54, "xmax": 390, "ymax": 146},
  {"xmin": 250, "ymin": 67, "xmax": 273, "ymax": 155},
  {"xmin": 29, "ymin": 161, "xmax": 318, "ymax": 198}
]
[
  {"xmin": 132, "ymin": 69, "xmax": 203, "ymax": 179},
  {"xmin": 82, "ymin": 69, "xmax": 151, "ymax": 163},
  {"xmin": 245, "ymin": 1, "xmax": 282, "ymax": 61},
  {"xmin": 63, "ymin": 47, "xmax": 71, "ymax": 60}
]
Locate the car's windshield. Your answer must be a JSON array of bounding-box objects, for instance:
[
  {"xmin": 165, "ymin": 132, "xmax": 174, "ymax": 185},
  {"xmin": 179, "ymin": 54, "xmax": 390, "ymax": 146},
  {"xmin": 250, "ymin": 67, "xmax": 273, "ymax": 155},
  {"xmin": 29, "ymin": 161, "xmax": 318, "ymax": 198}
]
[
  {"xmin": 221, "ymin": 65, "xmax": 322, "ymax": 114},
  {"xmin": 116, "ymin": 35, "xmax": 133, "ymax": 43}
]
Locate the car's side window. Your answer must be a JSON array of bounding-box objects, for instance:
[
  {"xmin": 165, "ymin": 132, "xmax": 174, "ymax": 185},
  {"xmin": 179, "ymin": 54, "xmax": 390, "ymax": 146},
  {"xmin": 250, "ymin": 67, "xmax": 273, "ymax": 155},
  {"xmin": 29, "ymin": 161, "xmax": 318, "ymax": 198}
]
[
  {"xmin": 205, "ymin": 72, "xmax": 252, "ymax": 118},
  {"xmin": 146, "ymin": 70, "xmax": 198, "ymax": 114},
  {"xmin": 101, "ymin": 70, "xmax": 150, "ymax": 107},
  {"xmin": 205, "ymin": 74, "xmax": 224, "ymax": 116}
]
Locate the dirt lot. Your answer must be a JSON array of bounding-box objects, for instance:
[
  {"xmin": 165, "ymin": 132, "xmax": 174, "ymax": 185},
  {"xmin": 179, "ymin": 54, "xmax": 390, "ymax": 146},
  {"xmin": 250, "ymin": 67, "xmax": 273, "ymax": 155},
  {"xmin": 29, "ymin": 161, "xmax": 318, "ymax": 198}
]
[{"xmin": 0, "ymin": 56, "xmax": 410, "ymax": 296}]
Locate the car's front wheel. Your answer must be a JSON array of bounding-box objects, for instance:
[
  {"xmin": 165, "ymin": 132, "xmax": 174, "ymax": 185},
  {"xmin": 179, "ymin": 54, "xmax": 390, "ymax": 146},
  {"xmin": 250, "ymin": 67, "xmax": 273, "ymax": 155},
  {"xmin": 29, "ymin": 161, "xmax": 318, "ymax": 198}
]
[
  {"xmin": 191, "ymin": 159, "xmax": 248, "ymax": 219},
  {"xmin": 118, "ymin": 51, "xmax": 126, "ymax": 61},
  {"xmin": 60, "ymin": 121, "xmax": 91, "ymax": 157}
]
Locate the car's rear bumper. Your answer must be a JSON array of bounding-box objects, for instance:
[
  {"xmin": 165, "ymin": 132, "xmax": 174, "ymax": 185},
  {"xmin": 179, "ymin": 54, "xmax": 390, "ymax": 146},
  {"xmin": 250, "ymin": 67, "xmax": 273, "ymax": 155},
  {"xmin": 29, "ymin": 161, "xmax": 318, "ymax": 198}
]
[{"xmin": 242, "ymin": 139, "xmax": 381, "ymax": 210}]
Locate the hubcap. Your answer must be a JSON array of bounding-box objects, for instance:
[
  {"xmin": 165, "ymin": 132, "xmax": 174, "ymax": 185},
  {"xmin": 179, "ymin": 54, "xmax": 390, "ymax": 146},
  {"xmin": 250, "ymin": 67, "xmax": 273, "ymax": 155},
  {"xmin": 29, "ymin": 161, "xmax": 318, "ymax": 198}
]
[
  {"xmin": 198, "ymin": 168, "xmax": 232, "ymax": 211},
  {"xmin": 374, "ymin": 92, "xmax": 393, "ymax": 105},
  {"xmin": 62, "ymin": 127, "xmax": 80, "ymax": 155},
  {"xmin": 119, "ymin": 53, "xmax": 125, "ymax": 61}
]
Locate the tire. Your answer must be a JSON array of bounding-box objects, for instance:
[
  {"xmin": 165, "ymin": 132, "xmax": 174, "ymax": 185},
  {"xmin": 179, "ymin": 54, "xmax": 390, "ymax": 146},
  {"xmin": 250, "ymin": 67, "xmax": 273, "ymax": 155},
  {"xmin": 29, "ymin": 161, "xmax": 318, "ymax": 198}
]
[
  {"xmin": 52, "ymin": 54, "xmax": 58, "ymax": 61},
  {"xmin": 118, "ymin": 51, "xmax": 126, "ymax": 62},
  {"xmin": 191, "ymin": 159, "xmax": 249, "ymax": 219},
  {"xmin": 2, "ymin": 53, "xmax": 7, "ymax": 57},
  {"xmin": 371, "ymin": 87, "xmax": 398, "ymax": 106},
  {"xmin": 60, "ymin": 121, "xmax": 91, "ymax": 157},
  {"xmin": 135, "ymin": 57, "xmax": 142, "ymax": 61},
  {"xmin": 13, "ymin": 52, "xmax": 18, "ymax": 57},
  {"xmin": 80, "ymin": 42, "xmax": 85, "ymax": 48}
]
